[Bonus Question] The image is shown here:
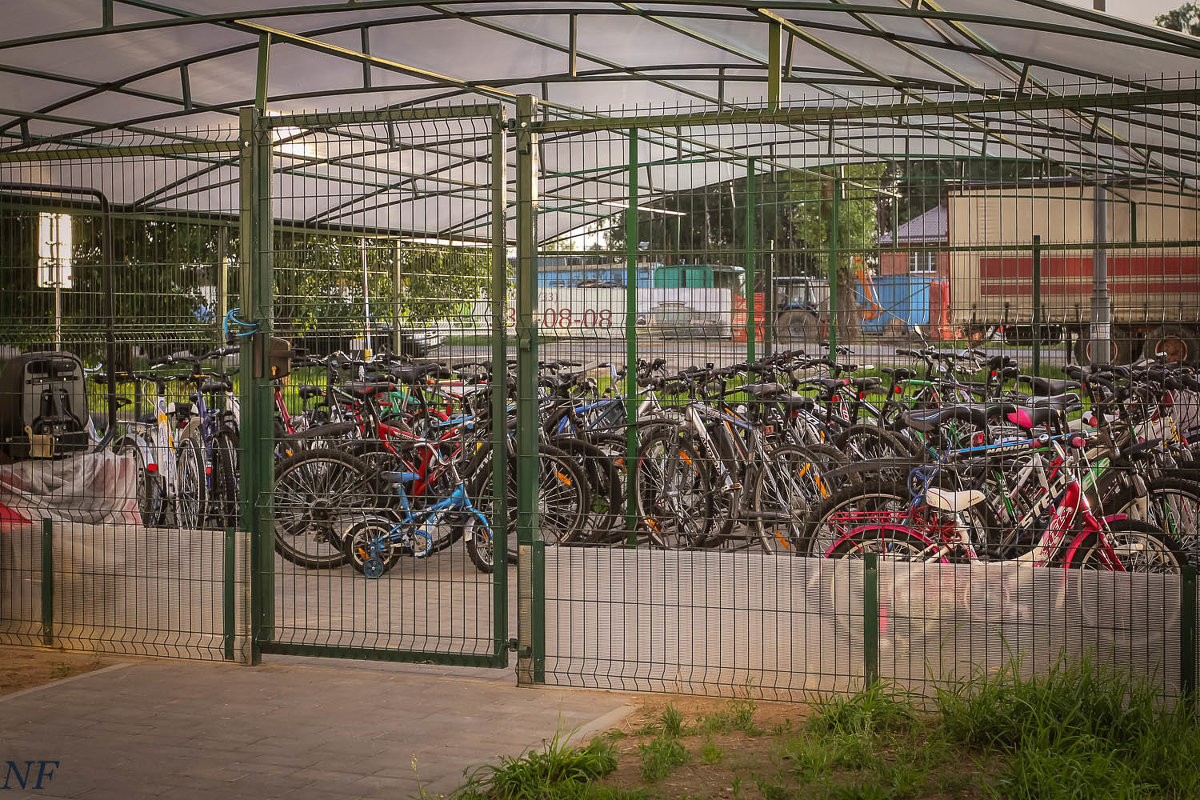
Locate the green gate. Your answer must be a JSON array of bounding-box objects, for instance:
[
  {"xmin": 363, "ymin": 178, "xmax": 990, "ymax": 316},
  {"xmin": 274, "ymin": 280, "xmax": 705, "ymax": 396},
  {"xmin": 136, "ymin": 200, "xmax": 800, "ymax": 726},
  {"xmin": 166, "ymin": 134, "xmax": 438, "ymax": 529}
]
[{"xmin": 239, "ymin": 105, "xmax": 511, "ymax": 667}]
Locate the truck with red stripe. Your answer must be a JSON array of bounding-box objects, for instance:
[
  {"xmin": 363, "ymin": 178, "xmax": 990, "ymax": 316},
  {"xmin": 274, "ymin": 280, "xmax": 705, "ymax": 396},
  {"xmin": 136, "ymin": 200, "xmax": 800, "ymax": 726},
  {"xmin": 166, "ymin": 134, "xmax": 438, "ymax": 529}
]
[{"xmin": 947, "ymin": 183, "xmax": 1200, "ymax": 364}]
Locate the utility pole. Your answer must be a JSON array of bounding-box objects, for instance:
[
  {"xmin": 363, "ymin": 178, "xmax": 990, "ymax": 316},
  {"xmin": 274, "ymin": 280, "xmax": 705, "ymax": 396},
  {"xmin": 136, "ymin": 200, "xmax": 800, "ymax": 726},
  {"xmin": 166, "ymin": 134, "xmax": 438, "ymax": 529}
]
[{"xmin": 1091, "ymin": 0, "xmax": 1111, "ymax": 363}]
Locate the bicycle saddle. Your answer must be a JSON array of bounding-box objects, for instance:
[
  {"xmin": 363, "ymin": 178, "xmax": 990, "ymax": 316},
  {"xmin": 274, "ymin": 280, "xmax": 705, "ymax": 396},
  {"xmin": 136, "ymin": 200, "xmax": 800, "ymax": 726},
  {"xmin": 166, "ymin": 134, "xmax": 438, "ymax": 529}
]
[
  {"xmin": 881, "ymin": 367, "xmax": 913, "ymax": 382},
  {"xmin": 926, "ymin": 487, "xmax": 986, "ymax": 512},
  {"xmin": 1025, "ymin": 392, "xmax": 1082, "ymax": 412},
  {"xmin": 743, "ymin": 382, "xmax": 788, "ymax": 399},
  {"xmin": 298, "ymin": 384, "xmax": 323, "ymax": 400},
  {"xmin": 1003, "ymin": 404, "xmax": 1065, "ymax": 430},
  {"xmin": 202, "ymin": 378, "xmax": 232, "ymax": 394},
  {"xmin": 901, "ymin": 405, "xmax": 994, "ymax": 434},
  {"xmin": 344, "ymin": 381, "xmax": 396, "ymax": 398},
  {"xmin": 847, "ymin": 376, "xmax": 882, "ymax": 392},
  {"xmin": 393, "ymin": 363, "xmax": 443, "ymax": 383},
  {"xmin": 1017, "ymin": 375, "xmax": 1081, "ymax": 396}
]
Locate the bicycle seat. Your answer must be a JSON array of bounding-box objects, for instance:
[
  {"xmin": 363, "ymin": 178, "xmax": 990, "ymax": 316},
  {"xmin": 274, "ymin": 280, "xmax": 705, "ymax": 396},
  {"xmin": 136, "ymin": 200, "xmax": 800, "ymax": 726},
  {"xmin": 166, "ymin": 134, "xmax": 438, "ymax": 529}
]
[
  {"xmin": 202, "ymin": 378, "xmax": 232, "ymax": 394},
  {"xmin": 848, "ymin": 377, "xmax": 881, "ymax": 392},
  {"xmin": 778, "ymin": 394, "xmax": 816, "ymax": 412},
  {"xmin": 925, "ymin": 487, "xmax": 986, "ymax": 512},
  {"xmin": 344, "ymin": 381, "xmax": 396, "ymax": 398},
  {"xmin": 1004, "ymin": 405, "xmax": 1061, "ymax": 430},
  {"xmin": 743, "ymin": 382, "xmax": 789, "ymax": 399},
  {"xmin": 1018, "ymin": 375, "xmax": 1081, "ymax": 396},
  {"xmin": 881, "ymin": 367, "xmax": 913, "ymax": 382},
  {"xmin": 1025, "ymin": 393, "xmax": 1082, "ymax": 412},
  {"xmin": 279, "ymin": 421, "xmax": 358, "ymax": 443},
  {"xmin": 807, "ymin": 378, "xmax": 847, "ymax": 395},
  {"xmin": 901, "ymin": 405, "xmax": 994, "ymax": 434},
  {"xmin": 298, "ymin": 384, "xmax": 323, "ymax": 401},
  {"xmin": 138, "ymin": 412, "xmax": 157, "ymax": 425},
  {"xmin": 394, "ymin": 364, "xmax": 446, "ymax": 383}
]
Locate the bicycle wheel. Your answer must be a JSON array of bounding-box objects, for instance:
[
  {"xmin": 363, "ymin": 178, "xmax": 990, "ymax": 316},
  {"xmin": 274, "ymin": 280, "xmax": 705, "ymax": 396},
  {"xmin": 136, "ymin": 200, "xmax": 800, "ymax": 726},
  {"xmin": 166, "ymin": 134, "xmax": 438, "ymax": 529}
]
[
  {"xmin": 210, "ymin": 428, "xmax": 239, "ymax": 530},
  {"xmin": 1065, "ymin": 519, "xmax": 1185, "ymax": 651},
  {"xmin": 1103, "ymin": 477, "xmax": 1200, "ymax": 563},
  {"xmin": 634, "ymin": 427, "xmax": 713, "ymax": 548},
  {"xmin": 824, "ymin": 524, "xmax": 937, "ymax": 561},
  {"xmin": 175, "ymin": 436, "xmax": 207, "ymax": 529},
  {"xmin": 466, "ymin": 443, "xmax": 589, "ymax": 560},
  {"xmin": 752, "ymin": 445, "xmax": 831, "ymax": 554},
  {"xmin": 1066, "ymin": 519, "xmax": 1187, "ymax": 573},
  {"xmin": 115, "ymin": 437, "xmax": 163, "ymax": 527},
  {"xmin": 273, "ymin": 449, "xmax": 377, "ymax": 568},
  {"xmin": 342, "ymin": 516, "xmax": 402, "ymax": 575},
  {"xmin": 464, "ymin": 513, "xmax": 495, "ymax": 574},
  {"xmin": 550, "ymin": 435, "xmax": 623, "ymax": 542},
  {"xmin": 799, "ymin": 480, "xmax": 910, "ymax": 558}
]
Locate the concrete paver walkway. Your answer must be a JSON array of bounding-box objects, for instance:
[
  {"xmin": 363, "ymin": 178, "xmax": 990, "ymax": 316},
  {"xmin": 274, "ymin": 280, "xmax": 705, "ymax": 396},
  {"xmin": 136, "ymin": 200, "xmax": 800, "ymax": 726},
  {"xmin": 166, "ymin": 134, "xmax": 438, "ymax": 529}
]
[{"xmin": 0, "ymin": 657, "xmax": 634, "ymax": 799}]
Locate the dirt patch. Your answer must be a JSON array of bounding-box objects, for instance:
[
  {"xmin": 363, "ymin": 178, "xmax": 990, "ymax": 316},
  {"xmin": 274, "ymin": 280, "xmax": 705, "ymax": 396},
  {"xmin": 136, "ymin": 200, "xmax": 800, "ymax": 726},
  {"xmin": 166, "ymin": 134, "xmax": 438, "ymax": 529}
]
[
  {"xmin": 0, "ymin": 646, "xmax": 112, "ymax": 696},
  {"xmin": 599, "ymin": 694, "xmax": 817, "ymax": 800}
]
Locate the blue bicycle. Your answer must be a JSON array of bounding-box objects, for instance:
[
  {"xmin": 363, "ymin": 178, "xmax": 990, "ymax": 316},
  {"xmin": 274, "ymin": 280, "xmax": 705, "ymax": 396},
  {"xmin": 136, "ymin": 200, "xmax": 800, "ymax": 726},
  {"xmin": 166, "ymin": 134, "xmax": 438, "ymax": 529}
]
[{"xmin": 342, "ymin": 439, "xmax": 495, "ymax": 576}]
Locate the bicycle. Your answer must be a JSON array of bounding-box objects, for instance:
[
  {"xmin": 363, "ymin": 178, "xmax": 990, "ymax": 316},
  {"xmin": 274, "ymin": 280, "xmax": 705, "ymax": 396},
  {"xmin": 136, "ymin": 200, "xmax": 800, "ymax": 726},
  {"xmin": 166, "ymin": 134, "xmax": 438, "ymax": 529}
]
[{"xmin": 342, "ymin": 439, "xmax": 495, "ymax": 577}]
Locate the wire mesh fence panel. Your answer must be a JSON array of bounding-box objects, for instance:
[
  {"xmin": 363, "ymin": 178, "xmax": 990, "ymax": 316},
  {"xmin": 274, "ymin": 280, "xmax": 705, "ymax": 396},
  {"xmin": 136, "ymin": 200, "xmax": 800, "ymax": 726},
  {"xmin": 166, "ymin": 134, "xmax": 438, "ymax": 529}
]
[
  {"xmin": 520, "ymin": 76, "xmax": 1200, "ymax": 701},
  {"xmin": 0, "ymin": 130, "xmax": 251, "ymax": 661},
  {"xmin": 260, "ymin": 109, "xmax": 509, "ymax": 665}
]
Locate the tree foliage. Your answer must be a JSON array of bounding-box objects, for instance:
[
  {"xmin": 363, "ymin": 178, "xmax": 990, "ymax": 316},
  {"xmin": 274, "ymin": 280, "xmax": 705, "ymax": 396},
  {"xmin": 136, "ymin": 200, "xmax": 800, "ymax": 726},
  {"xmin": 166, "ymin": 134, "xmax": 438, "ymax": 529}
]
[{"xmin": 1156, "ymin": 2, "xmax": 1200, "ymax": 36}]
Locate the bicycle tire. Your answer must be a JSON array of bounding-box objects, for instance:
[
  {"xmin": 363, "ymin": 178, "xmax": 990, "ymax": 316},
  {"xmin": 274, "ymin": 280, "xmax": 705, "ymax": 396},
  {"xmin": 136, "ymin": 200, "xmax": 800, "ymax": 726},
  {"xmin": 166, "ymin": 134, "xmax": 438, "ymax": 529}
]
[
  {"xmin": 175, "ymin": 436, "xmax": 207, "ymax": 530},
  {"xmin": 210, "ymin": 428, "xmax": 239, "ymax": 530},
  {"xmin": 633, "ymin": 427, "xmax": 714, "ymax": 549},
  {"xmin": 273, "ymin": 448, "xmax": 377, "ymax": 568},
  {"xmin": 115, "ymin": 436, "xmax": 164, "ymax": 527},
  {"xmin": 549, "ymin": 435, "xmax": 624, "ymax": 542},
  {"xmin": 799, "ymin": 480, "xmax": 911, "ymax": 558},
  {"xmin": 1102, "ymin": 477, "xmax": 1200, "ymax": 562},
  {"xmin": 753, "ymin": 444, "xmax": 833, "ymax": 554}
]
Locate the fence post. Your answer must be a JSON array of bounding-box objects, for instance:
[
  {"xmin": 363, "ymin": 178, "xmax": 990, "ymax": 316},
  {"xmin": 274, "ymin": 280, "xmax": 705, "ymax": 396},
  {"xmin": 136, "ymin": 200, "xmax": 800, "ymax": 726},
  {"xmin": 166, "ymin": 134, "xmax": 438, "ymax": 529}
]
[
  {"xmin": 223, "ymin": 526, "xmax": 236, "ymax": 661},
  {"xmin": 238, "ymin": 105, "xmax": 275, "ymax": 665},
  {"xmin": 490, "ymin": 111, "xmax": 510, "ymax": 665},
  {"xmin": 1032, "ymin": 234, "xmax": 1042, "ymax": 377},
  {"xmin": 863, "ymin": 552, "xmax": 879, "ymax": 688},
  {"xmin": 1183, "ymin": 566, "xmax": 1196, "ymax": 700},
  {"xmin": 625, "ymin": 129, "xmax": 640, "ymax": 546},
  {"xmin": 745, "ymin": 157, "xmax": 757, "ymax": 364},
  {"xmin": 514, "ymin": 94, "xmax": 540, "ymax": 686},
  {"xmin": 40, "ymin": 518, "xmax": 53, "ymax": 647}
]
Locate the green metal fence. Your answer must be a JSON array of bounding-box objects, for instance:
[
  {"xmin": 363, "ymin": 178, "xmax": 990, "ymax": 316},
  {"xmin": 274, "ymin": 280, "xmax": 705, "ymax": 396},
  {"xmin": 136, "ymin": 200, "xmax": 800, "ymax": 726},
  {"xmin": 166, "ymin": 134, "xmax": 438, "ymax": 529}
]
[{"xmin": 2, "ymin": 76, "xmax": 1200, "ymax": 705}]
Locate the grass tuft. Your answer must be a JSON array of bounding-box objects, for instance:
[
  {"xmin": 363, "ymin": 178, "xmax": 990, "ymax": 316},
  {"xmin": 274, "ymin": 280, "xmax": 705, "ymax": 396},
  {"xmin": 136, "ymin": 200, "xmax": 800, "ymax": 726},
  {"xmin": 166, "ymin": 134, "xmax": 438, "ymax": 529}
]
[
  {"xmin": 638, "ymin": 735, "xmax": 688, "ymax": 782},
  {"xmin": 459, "ymin": 729, "xmax": 617, "ymax": 800}
]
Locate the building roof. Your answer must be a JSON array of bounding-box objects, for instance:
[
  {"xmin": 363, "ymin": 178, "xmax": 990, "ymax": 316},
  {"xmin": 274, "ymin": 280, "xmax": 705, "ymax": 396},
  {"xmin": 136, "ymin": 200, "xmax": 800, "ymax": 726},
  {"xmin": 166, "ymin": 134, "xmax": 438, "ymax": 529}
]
[{"xmin": 880, "ymin": 205, "xmax": 949, "ymax": 246}]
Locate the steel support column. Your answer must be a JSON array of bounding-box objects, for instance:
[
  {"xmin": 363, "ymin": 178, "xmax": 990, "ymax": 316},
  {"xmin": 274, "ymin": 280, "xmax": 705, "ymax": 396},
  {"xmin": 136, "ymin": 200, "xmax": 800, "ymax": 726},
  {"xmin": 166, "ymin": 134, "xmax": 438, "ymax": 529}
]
[
  {"xmin": 238, "ymin": 106, "xmax": 274, "ymax": 664},
  {"xmin": 490, "ymin": 111, "xmax": 510, "ymax": 665},
  {"xmin": 514, "ymin": 95, "xmax": 541, "ymax": 686},
  {"xmin": 745, "ymin": 157, "xmax": 757, "ymax": 363}
]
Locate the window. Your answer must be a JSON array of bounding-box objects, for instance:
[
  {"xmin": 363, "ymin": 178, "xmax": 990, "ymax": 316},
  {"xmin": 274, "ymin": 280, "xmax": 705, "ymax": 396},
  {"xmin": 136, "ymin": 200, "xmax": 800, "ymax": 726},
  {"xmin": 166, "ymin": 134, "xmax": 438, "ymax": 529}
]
[
  {"xmin": 37, "ymin": 212, "xmax": 73, "ymax": 288},
  {"xmin": 909, "ymin": 251, "xmax": 937, "ymax": 273}
]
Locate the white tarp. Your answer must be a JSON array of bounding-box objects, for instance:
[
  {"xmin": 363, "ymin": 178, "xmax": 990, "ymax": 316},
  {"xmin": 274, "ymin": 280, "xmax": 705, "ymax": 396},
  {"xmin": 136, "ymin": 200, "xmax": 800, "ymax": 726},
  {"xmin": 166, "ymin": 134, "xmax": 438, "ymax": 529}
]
[{"xmin": 0, "ymin": 451, "xmax": 138, "ymax": 528}]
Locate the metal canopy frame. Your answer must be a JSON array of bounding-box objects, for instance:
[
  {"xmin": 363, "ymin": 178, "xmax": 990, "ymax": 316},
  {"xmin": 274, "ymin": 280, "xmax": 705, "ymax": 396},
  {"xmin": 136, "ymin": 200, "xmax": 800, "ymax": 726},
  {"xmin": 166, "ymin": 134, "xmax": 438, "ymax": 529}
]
[{"xmin": 2, "ymin": 1, "xmax": 1200, "ymax": 243}]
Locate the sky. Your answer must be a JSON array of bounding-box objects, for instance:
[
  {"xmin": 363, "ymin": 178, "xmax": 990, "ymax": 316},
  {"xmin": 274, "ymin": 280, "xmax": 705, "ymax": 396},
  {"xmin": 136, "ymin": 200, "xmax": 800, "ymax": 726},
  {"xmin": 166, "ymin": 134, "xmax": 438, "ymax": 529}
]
[{"xmin": 1057, "ymin": 0, "xmax": 1183, "ymax": 25}]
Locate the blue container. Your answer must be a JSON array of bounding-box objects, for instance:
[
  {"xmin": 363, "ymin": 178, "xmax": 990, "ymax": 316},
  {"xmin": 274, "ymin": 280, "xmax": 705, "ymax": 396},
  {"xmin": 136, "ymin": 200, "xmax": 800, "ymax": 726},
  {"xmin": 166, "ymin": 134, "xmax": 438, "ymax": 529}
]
[{"xmin": 858, "ymin": 274, "xmax": 932, "ymax": 333}]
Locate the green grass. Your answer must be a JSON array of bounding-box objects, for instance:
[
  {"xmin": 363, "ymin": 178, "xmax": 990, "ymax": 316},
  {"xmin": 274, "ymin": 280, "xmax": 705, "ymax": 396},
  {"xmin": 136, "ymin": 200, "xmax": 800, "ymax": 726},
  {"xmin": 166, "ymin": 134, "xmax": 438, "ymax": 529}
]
[{"xmin": 436, "ymin": 658, "xmax": 1200, "ymax": 800}]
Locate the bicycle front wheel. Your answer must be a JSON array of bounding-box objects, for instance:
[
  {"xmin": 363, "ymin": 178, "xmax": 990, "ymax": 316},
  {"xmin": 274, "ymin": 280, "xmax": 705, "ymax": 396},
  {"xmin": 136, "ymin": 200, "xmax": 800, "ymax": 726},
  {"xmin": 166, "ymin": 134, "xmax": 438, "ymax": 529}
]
[{"xmin": 273, "ymin": 449, "xmax": 377, "ymax": 568}]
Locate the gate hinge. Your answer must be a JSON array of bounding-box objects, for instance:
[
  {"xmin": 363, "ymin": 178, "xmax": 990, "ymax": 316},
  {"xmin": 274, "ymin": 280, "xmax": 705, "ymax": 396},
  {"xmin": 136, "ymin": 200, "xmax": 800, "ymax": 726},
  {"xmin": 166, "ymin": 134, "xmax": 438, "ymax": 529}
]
[{"xmin": 506, "ymin": 637, "xmax": 519, "ymax": 652}]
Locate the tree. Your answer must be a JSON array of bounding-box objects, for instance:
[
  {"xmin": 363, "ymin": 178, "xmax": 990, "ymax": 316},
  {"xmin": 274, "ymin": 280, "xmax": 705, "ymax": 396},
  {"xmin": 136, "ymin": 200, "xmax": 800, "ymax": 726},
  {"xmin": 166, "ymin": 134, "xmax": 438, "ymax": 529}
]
[{"xmin": 1156, "ymin": 2, "xmax": 1200, "ymax": 36}]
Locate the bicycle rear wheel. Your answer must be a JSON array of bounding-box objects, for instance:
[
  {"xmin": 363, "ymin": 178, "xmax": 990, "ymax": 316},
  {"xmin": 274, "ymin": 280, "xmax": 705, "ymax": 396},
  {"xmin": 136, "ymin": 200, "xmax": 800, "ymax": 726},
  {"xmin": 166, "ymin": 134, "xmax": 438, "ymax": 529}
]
[{"xmin": 634, "ymin": 427, "xmax": 713, "ymax": 549}]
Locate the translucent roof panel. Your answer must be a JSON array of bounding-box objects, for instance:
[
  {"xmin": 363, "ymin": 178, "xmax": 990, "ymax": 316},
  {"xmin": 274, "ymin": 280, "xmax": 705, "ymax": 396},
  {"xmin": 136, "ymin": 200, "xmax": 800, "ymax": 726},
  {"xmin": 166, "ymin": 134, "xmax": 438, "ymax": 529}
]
[{"xmin": 0, "ymin": 0, "xmax": 1198, "ymax": 241}]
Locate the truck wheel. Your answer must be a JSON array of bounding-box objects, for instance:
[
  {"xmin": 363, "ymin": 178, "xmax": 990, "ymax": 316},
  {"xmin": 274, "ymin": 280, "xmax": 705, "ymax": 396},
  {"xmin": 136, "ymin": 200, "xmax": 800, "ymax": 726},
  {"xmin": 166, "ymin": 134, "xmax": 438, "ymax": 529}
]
[
  {"xmin": 1074, "ymin": 329, "xmax": 1134, "ymax": 365},
  {"xmin": 1143, "ymin": 325, "xmax": 1197, "ymax": 363}
]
